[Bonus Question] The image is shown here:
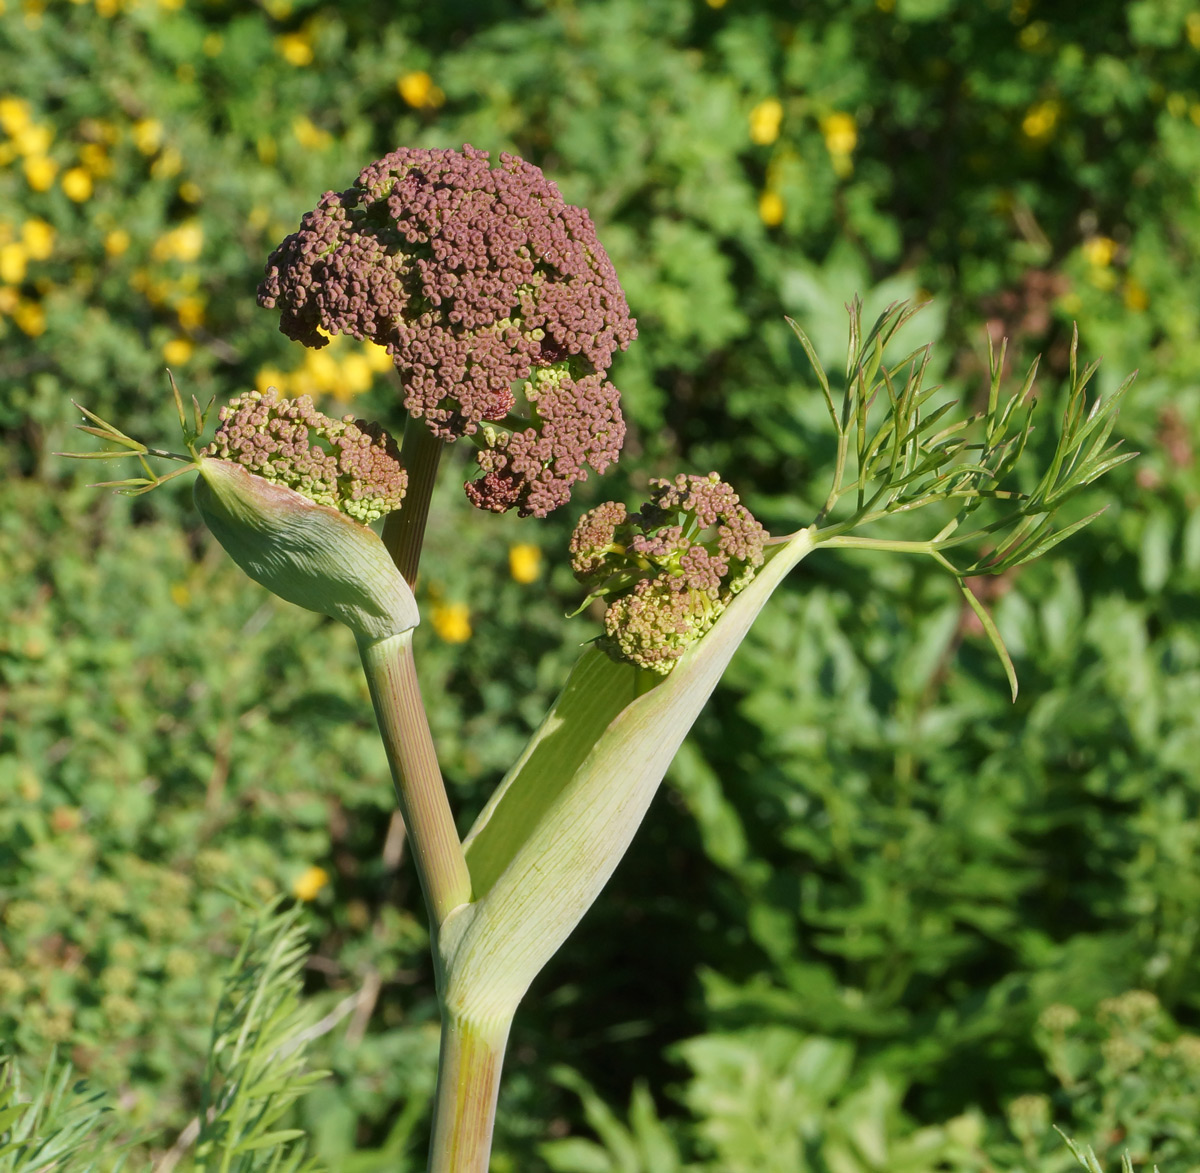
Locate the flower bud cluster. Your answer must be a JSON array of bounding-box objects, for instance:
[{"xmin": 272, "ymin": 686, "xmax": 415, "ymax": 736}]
[
  {"xmin": 257, "ymin": 145, "xmax": 636, "ymax": 517},
  {"xmin": 570, "ymin": 473, "xmax": 767, "ymax": 674},
  {"xmin": 203, "ymin": 390, "xmax": 406, "ymax": 523}
]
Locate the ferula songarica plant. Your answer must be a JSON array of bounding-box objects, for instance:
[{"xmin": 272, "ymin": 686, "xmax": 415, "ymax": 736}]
[{"xmin": 66, "ymin": 146, "xmax": 1135, "ymax": 1173}]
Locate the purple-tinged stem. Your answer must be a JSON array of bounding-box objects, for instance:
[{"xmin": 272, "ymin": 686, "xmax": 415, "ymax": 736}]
[
  {"xmin": 384, "ymin": 415, "xmax": 445, "ymax": 586},
  {"xmin": 358, "ymin": 631, "xmax": 471, "ymax": 929}
]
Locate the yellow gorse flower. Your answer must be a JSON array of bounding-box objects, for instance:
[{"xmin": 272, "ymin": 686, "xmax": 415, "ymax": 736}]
[
  {"xmin": 61, "ymin": 166, "xmax": 93, "ymax": 202},
  {"xmin": 292, "ymin": 115, "xmax": 332, "ymax": 151},
  {"xmin": 821, "ymin": 111, "xmax": 858, "ymax": 156},
  {"xmin": 1081, "ymin": 236, "xmax": 1117, "ymax": 268},
  {"xmin": 22, "ymin": 156, "xmax": 56, "ymax": 191},
  {"xmin": 163, "ymin": 337, "xmax": 194, "ymax": 365},
  {"xmin": 398, "ymin": 70, "xmax": 445, "ymax": 109},
  {"xmin": 13, "ymin": 299, "xmax": 45, "ymax": 336},
  {"xmin": 105, "ymin": 228, "xmax": 131, "ymax": 257},
  {"xmin": 22, "ymin": 219, "xmax": 54, "ymax": 260},
  {"xmin": 152, "ymin": 221, "xmax": 204, "ymax": 263},
  {"xmin": 277, "ymin": 31, "xmax": 314, "ymax": 67},
  {"xmin": 1021, "ymin": 99, "xmax": 1060, "ymax": 142},
  {"xmin": 748, "ymin": 98, "xmax": 783, "ymax": 146},
  {"xmin": 0, "ymin": 242, "xmax": 26, "ymax": 284},
  {"xmin": 431, "ymin": 601, "xmax": 472, "ymax": 643},
  {"xmin": 508, "ymin": 543, "xmax": 542, "ymax": 584},
  {"xmin": 292, "ymin": 865, "xmax": 330, "ymax": 902},
  {"xmin": 0, "ymin": 96, "xmax": 31, "ymax": 135},
  {"xmin": 13, "ymin": 122, "xmax": 52, "ymax": 156},
  {"xmin": 758, "ymin": 189, "xmax": 785, "ymax": 227},
  {"xmin": 132, "ymin": 118, "xmax": 163, "ymax": 155}
]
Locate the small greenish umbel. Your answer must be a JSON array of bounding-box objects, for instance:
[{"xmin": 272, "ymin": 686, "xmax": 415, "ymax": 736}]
[
  {"xmin": 203, "ymin": 389, "xmax": 407, "ymax": 523},
  {"xmin": 570, "ymin": 472, "xmax": 768, "ymax": 673}
]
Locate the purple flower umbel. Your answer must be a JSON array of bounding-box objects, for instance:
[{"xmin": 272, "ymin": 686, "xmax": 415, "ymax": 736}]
[{"xmin": 258, "ymin": 145, "xmax": 636, "ymax": 517}]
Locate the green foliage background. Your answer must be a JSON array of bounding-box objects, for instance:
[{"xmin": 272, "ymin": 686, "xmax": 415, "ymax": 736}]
[{"xmin": 3, "ymin": 0, "xmax": 1200, "ymax": 1167}]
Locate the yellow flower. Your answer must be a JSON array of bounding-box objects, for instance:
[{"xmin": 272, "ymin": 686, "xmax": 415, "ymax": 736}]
[
  {"xmin": 292, "ymin": 865, "xmax": 329, "ymax": 902},
  {"xmin": 0, "ymin": 287, "xmax": 18, "ymax": 314},
  {"xmin": 61, "ymin": 166, "xmax": 93, "ymax": 202},
  {"xmin": 132, "ymin": 118, "xmax": 163, "ymax": 155},
  {"xmin": 254, "ymin": 365, "xmax": 288, "ymax": 394},
  {"xmin": 79, "ymin": 142, "xmax": 113, "ymax": 177},
  {"xmin": 1188, "ymin": 12, "xmax": 1200, "ymax": 49},
  {"xmin": 153, "ymin": 221, "xmax": 204, "ymax": 262},
  {"xmin": 95, "ymin": 0, "xmax": 120, "ymax": 15},
  {"xmin": 203, "ymin": 32, "xmax": 224, "ymax": 56},
  {"xmin": 398, "ymin": 70, "xmax": 444, "ymax": 109},
  {"xmin": 758, "ymin": 189, "xmax": 785, "ymax": 227},
  {"xmin": 431, "ymin": 601, "xmax": 472, "ymax": 643},
  {"xmin": 748, "ymin": 98, "xmax": 783, "ymax": 146},
  {"xmin": 150, "ymin": 145, "xmax": 182, "ymax": 179},
  {"xmin": 706, "ymin": 0, "xmax": 727, "ymax": 7},
  {"xmin": 1081, "ymin": 235, "xmax": 1116, "ymax": 268},
  {"xmin": 363, "ymin": 340, "xmax": 393, "ymax": 372},
  {"xmin": 158, "ymin": 0, "xmax": 184, "ymax": 9},
  {"xmin": 509, "ymin": 543, "xmax": 542, "ymax": 584},
  {"xmin": 1021, "ymin": 99, "xmax": 1060, "ymax": 142},
  {"xmin": 291, "ymin": 115, "xmax": 332, "ymax": 151},
  {"xmin": 0, "ymin": 96, "xmax": 31, "ymax": 135},
  {"xmin": 169, "ymin": 582, "xmax": 191, "ymax": 607},
  {"xmin": 0, "ymin": 242, "xmax": 27, "ymax": 284},
  {"xmin": 22, "ymin": 156, "xmax": 56, "ymax": 191},
  {"xmin": 339, "ymin": 351, "xmax": 373, "ymax": 394},
  {"xmin": 177, "ymin": 295, "xmax": 205, "ymax": 329},
  {"xmin": 13, "ymin": 123, "xmax": 51, "ymax": 156},
  {"xmin": 162, "ymin": 336, "xmax": 194, "ymax": 365},
  {"xmin": 13, "ymin": 298, "xmax": 45, "ymax": 336},
  {"xmin": 277, "ymin": 31, "xmax": 313, "ymax": 67},
  {"xmin": 105, "ymin": 227, "xmax": 131, "ymax": 257},
  {"xmin": 1123, "ymin": 278, "xmax": 1148, "ymax": 312},
  {"xmin": 821, "ymin": 111, "xmax": 858, "ymax": 156},
  {"xmin": 303, "ymin": 345, "xmax": 339, "ymax": 392},
  {"xmin": 178, "ymin": 180, "xmax": 202, "ymax": 203}
]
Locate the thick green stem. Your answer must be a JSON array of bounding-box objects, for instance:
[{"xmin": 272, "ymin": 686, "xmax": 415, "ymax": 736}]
[
  {"xmin": 384, "ymin": 415, "xmax": 445, "ymax": 586},
  {"xmin": 359, "ymin": 631, "xmax": 472, "ymax": 928},
  {"xmin": 427, "ymin": 1010, "xmax": 511, "ymax": 1173}
]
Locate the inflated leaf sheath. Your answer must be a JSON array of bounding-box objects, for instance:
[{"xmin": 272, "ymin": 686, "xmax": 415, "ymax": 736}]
[
  {"xmin": 439, "ymin": 528, "xmax": 816, "ymax": 1025},
  {"xmin": 194, "ymin": 458, "xmax": 419, "ymax": 643}
]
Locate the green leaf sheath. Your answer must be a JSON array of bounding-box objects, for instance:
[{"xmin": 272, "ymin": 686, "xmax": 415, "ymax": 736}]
[{"xmin": 440, "ymin": 528, "xmax": 817, "ymax": 1027}]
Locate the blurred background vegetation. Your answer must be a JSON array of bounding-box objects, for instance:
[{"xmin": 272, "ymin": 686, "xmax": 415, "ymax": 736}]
[{"xmin": 3, "ymin": 0, "xmax": 1200, "ymax": 1167}]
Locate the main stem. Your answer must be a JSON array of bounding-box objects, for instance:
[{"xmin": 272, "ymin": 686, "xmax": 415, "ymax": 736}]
[
  {"xmin": 426, "ymin": 1011, "xmax": 512, "ymax": 1173},
  {"xmin": 374, "ymin": 412, "xmax": 510, "ymax": 1170},
  {"xmin": 359, "ymin": 631, "xmax": 472, "ymax": 928}
]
